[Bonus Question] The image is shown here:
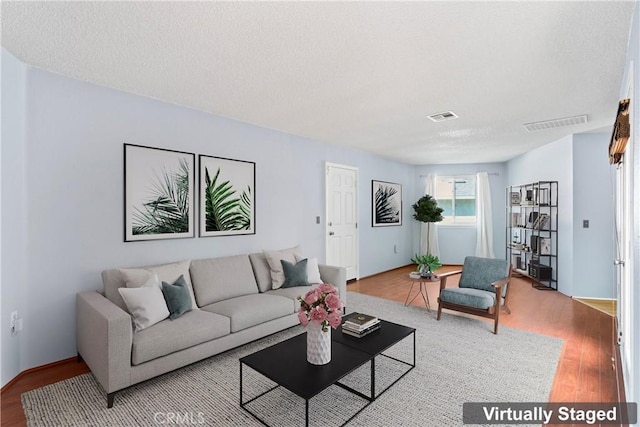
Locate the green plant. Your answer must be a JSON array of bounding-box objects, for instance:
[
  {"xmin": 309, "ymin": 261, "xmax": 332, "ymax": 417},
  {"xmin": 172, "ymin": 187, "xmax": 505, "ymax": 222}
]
[
  {"xmin": 412, "ymin": 194, "xmax": 444, "ymax": 255},
  {"xmin": 204, "ymin": 167, "xmax": 252, "ymax": 232},
  {"xmin": 132, "ymin": 159, "xmax": 190, "ymax": 235},
  {"xmin": 411, "ymin": 254, "xmax": 442, "ymax": 273}
]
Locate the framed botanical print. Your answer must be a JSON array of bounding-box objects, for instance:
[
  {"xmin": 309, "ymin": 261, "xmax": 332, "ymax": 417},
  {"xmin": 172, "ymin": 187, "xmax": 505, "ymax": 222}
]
[
  {"xmin": 372, "ymin": 180, "xmax": 402, "ymax": 227},
  {"xmin": 199, "ymin": 155, "xmax": 255, "ymax": 237},
  {"xmin": 124, "ymin": 144, "xmax": 195, "ymax": 241}
]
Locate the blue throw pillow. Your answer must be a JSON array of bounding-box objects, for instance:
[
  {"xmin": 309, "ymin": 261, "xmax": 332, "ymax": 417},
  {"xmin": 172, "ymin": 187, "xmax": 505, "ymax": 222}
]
[
  {"xmin": 161, "ymin": 275, "xmax": 193, "ymax": 320},
  {"xmin": 281, "ymin": 258, "xmax": 310, "ymax": 288}
]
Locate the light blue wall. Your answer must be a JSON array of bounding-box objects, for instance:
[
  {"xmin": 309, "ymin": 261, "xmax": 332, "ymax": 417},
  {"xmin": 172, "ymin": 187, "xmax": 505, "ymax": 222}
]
[
  {"xmin": 572, "ymin": 133, "xmax": 615, "ymax": 299},
  {"xmin": 617, "ymin": 0, "xmax": 639, "ymax": 412},
  {"xmin": 413, "ymin": 163, "xmax": 507, "ymax": 264},
  {"xmin": 4, "ymin": 64, "xmax": 415, "ymax": 372},
  {"xmin": 507, "ymin": 135, "xmax": 574, "ymax": 296},
  {"xmin": 1, "ymin": 49, "xmax": 28, "ymax": 387},
  {"xmin": 506, "ymin": 132, "xmax": 616, "ymax": 300}
]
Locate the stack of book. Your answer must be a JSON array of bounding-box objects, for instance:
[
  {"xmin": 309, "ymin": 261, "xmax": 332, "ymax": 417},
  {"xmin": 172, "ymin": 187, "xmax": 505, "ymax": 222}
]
[{"xmin": 341, "ymin": 312, "xmax": 380, "ymax": 338}]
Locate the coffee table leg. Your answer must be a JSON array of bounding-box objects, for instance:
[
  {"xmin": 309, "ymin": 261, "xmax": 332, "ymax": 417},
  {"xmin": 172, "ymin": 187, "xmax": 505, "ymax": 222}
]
[
  {"xmin": 239, "ymin": 362, "xmax": 243, "ymax": 406},
  {"xmin": 371, "ymin": 358, "xmax": 376, "ymax": 399}
]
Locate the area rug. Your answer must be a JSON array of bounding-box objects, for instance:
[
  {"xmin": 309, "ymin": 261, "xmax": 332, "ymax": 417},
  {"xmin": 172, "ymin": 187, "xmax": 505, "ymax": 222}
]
[{"xmin": 22, "ymin": 292, "xmax": 564, "ymax": 426}]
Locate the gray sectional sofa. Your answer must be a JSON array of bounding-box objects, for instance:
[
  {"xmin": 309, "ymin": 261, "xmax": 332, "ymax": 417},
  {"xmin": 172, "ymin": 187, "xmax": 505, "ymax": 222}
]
[{"xmin": 76, "ymin": 251, "xmax": 346, "ymax": 408}]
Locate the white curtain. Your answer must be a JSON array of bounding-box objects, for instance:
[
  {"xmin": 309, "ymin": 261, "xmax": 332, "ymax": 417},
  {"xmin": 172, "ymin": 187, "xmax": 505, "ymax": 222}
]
[
  {"xmin": 420, "ymin": 175, "xmax": 440, "ymax": 257},
  {"xmin": 475, "ymin": 172, "xmax": 495, "ymax": 258}
]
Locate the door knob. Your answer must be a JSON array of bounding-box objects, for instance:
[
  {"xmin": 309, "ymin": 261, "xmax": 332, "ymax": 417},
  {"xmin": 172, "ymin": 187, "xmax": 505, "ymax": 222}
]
[{"xmin": 329, "ymin": 232, "xmax": 335, "ymax": 236}]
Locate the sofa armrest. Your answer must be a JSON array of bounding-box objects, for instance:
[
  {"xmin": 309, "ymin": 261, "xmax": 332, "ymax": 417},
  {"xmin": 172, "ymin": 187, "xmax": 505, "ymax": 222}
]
[
  {"xmin": 318, "ymin": 264, "xmax": 347, "ymax": 308},
  {"xmin": 76, "ymin": 291, "xmax": 133, "ymax": 394}
]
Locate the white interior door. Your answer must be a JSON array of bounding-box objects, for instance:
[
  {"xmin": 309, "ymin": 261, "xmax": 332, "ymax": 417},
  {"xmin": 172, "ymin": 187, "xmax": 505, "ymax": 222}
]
[
  {"xmin": 616, "ymin": 67, "xmax": 634, "ymax": 381},
  {"xmin": 326, "ymin": 163, "xmax": 358, "ymax": 280}
]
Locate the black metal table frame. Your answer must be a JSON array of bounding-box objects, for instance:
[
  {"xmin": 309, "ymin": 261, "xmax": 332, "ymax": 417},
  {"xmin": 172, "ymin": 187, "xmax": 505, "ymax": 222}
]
[{"xmin": 240, "ymin": 330, "xmax": 415, "ymax": 427}]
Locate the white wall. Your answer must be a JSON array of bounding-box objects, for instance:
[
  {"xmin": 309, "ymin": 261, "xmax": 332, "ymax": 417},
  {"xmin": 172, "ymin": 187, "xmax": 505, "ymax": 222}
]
[
  {"xmin": 2, "ymin": 61, "xmax": 416, "ymax": 375},
  {"xmin": 506, "ymin": 132, "xmax": 617, "ymax": 300},
  {"xmin": 572, "ymin": 133, "xmax": 615, "ymax": 298},
  {"xmin": 1, "ymin": 49, "xmax": 28, "ymax": 387},
  {"xmin": 413, "ymin": 163, "xmax": 507, "ymax": 264},
  {"xmin": 507, "ymin": 135, "xmax": 574, "ymax": 295}
]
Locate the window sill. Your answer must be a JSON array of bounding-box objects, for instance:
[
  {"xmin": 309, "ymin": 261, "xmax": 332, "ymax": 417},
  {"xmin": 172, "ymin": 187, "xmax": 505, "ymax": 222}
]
[{"xmin": 438, "ymin": 223, "xmax": 477, "ymax": 228}]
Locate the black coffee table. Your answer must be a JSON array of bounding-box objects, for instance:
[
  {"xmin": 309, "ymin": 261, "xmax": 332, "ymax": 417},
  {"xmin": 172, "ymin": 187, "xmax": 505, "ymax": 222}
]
[{"xmin": 240, "ymin": 319, "xmax": 415, "ymax": 426}]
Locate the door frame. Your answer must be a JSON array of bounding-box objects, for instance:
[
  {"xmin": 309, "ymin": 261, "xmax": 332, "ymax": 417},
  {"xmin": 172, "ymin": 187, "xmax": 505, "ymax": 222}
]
[{"xmin": 325, "ymin": 162, "xmax": 359, "ymax": 280}]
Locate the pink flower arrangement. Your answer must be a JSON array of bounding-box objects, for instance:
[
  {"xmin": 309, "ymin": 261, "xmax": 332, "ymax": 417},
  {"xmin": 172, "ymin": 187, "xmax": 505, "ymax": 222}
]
[{"xmin": 297, "ymin": 283, "xmax": 344, "ymax": 332}]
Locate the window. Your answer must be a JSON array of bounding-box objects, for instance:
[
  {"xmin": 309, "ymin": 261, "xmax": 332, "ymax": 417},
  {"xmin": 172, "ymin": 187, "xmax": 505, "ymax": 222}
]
[{"xmin": 435, "ymin": 175, "xmax": 476, "ymax": 224}]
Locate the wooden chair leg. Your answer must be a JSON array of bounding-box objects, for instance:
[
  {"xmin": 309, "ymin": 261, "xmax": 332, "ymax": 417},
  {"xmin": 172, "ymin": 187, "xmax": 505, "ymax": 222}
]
[
  {"xmin": 437, "ymin": 302, "xmax": 442, "ymax": 320},
  {"xmin": 493, "ymin": 306, "xmax": 500, "ymax": 334}
]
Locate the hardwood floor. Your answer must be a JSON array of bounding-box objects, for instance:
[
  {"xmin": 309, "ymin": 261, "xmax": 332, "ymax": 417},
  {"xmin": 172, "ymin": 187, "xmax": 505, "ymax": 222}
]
[
  {"xmin": 0, "ymin": 265, "xmax": 621, "ymax": 426},
  {"xmin": 349, "ymin": 265, "xmax": 621, "ymax": 404}
]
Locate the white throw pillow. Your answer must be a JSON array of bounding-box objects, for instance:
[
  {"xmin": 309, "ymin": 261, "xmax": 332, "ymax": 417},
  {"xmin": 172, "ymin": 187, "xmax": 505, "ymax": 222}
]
[
  {"xmin": 295, "ymin": 254, "xmax": 322, "ymax": 284},
  {"xmin": 118, "ymin": 285, "xmax": 170, "ymax": 332},
  {"xmin": 120, "ymin": 260, "xmax": 199, "ymax": 310},
  {"xmin": 264, "ymin": 246, "xmax": 302, "ymax": 289}
]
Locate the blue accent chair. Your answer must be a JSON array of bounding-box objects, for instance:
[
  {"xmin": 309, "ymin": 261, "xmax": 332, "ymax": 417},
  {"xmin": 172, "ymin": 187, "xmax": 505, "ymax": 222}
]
[{"xmin": 436, "ymin": 256, "xmax": 512, "ymax": 334}]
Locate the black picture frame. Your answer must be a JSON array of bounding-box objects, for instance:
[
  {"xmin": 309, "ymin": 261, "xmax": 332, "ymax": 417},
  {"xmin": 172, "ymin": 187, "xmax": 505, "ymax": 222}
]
[
  {"xmin": 124, "ymin": 144, "xmax": 196, "ymax": 242},
  {"xmin": 372, "ymin": 180, "xmax": 402, "ymax": 227},
  {"xmin": 199, "ymin": 155, "xmax": 256, "ymax": 237}
]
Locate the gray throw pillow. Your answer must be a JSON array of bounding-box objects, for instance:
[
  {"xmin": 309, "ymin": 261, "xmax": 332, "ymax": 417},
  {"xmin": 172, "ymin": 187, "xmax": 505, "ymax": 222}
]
[
  {"xmin": 161, "ymin": 275, "xmax": 193, "ymax": 320},
  {"xmin": 281, "ymin": 258, "xmax": 310, "ymax": 288}
]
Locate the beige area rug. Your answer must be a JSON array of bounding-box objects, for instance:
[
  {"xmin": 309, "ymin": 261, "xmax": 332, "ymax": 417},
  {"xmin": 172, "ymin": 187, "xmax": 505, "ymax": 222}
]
[{"xmin": 22, "ymin": 292, "xmax": 564, "ymax": 426}]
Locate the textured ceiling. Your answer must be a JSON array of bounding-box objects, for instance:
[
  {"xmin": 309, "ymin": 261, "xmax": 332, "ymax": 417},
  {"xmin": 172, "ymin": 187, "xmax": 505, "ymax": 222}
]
[{"xmin": 1, "ymin": 1, "xmax": 635, "ymax": 165}]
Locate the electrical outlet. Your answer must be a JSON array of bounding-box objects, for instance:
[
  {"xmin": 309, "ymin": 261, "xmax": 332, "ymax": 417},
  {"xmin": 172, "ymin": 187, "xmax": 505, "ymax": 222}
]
[{"xmin": 10, "ymin": 311, "xmax": 19, "ymax": 335}]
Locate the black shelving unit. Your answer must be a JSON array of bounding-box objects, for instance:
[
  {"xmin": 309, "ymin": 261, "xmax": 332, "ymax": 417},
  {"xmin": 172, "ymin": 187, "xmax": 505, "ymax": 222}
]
[{"xmin": 505, "ymin": 181, "xmax": 558, "ymax": 290}]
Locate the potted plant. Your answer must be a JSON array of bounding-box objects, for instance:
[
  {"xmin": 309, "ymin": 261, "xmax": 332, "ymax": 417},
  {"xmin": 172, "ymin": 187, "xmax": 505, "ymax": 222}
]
[
  {"xmin": 412, "ymin": 194, "xmax": 444, "ymax": 256},
  {"xmin": 410, "ymin": 254, "xmax": 442, "ymax": 278}
]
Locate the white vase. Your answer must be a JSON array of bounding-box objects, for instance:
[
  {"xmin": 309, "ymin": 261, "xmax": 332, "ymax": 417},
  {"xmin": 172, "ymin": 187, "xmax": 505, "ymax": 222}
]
[{"xmin": 306, "ymin": 322, "xmax": 331, "ymax": 365}]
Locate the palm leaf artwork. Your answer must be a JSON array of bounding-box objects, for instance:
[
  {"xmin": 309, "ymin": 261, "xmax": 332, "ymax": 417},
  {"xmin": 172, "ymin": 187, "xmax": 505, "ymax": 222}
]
[
  {"xmin": 132, "ymin": 159, "xmax": 191, "ymax": 235},
  {"xmin": 375, "ymin": 185, "xmax": 399, "ymax": 224},
  {"xmin": 204, "ymin": 167, "xmax": 252, "ymax": 232}
]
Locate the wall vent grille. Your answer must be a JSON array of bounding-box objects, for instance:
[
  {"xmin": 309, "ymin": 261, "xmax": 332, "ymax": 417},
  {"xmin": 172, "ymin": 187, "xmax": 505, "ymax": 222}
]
[
  {"xmin": 428, "ymin": 111, "xmax": 458, "ymax": 122},
  {"xmin": 524, "ymin": 115, "xmax": 588, "ymax": 132}
]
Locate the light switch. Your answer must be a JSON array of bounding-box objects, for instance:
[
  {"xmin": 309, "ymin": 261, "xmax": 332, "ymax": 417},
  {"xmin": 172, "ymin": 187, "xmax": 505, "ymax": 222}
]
[
  {"xmin": 316, "ymin": 216, "xmax": 320, "ymax": 224},
  {"xmin": 583, "ymin": 220, "xmax": 589, "ymax": 228}
]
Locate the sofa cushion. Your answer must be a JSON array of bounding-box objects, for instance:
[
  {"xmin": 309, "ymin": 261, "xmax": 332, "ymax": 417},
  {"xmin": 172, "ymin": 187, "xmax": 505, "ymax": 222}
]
[
  {"xmin": 281, "ymin": 258, "xmax": 310, "ymax": 288},
  {"xmin": 439, "ymin": 288, "xmax": 496, "ymax": 310},
  {"xmin": 105, "ymin": 260, "xmax": 198, "ymax": 313},
  {"xmin": 264, "ymin": 246, "xmax": 302, "ymax": 289},
  {"xmin": 118, "ymin": 284, "xmax": 170, "ymax": 332},
  {"xmin": 248, "ymin": 252, "xmax": 273, "ymax": 293},
  {"xmin": 190, "ymin": 255, "xmax": 258, "ymax": 306},
  {"xmin": 295, "ymin": 255, "xmax": 322, "ymax": 284},
  {"xmin": 161, "ymin": 275, "xmax": 193, "ymax": 320},
  {"xmin": 131, "ymin": 310, "xmax": 230, "ymax": 365},
  {"xmin": 201, "ymin": 294, "xmax": 293, "ymax": 333},
  {"xmin": 266, "ymin": 284, "xmax": 322, "ymax": 312}
]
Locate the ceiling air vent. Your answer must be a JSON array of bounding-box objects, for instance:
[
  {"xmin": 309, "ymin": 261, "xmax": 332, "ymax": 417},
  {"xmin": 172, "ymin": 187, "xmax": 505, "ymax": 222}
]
[
  {"xmin": 523, "ymin": 115, "xmax": 588, "ymax": 132},
  {"xmin": 428, "ymin": 111, "xmax": 458, "ymax": 122}
]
